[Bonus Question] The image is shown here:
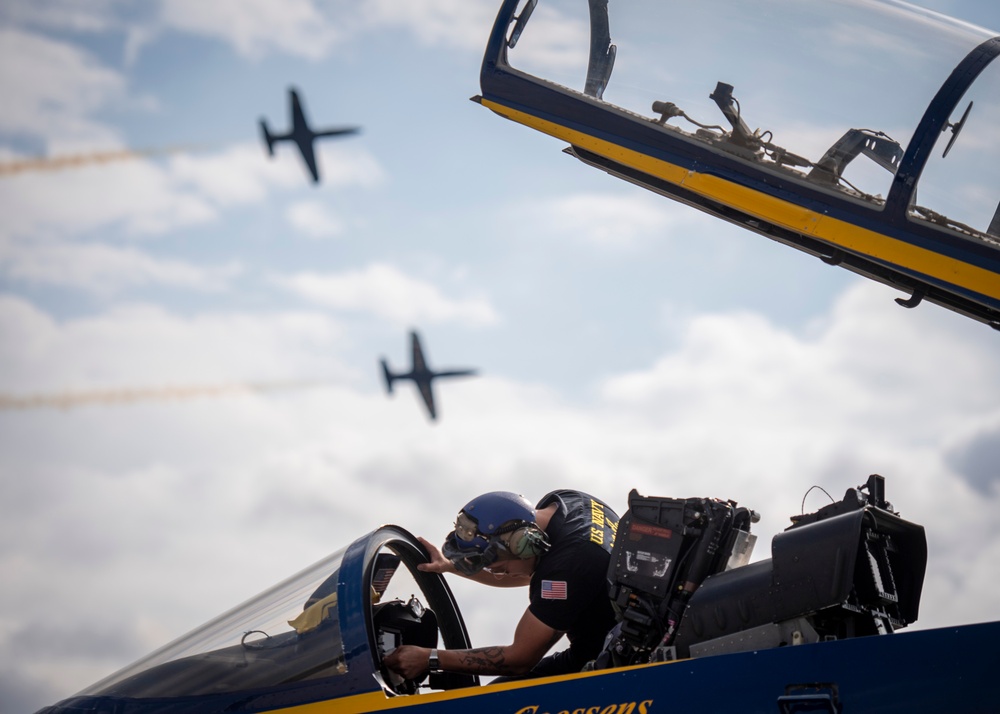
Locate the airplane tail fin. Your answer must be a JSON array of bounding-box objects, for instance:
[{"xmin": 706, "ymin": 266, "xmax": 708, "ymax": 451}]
[
  {"xmin": 259, "ymin": 119, "xmax": 276, "ymax": 156},
  {"xmin": 380, "ymin": 359, "xmax": 394, "ymax": 394}
]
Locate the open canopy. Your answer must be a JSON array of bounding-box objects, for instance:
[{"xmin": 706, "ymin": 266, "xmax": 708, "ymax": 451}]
[{"xmin": 479, "ymin": 0, "xmax": 1000, "ymax": 326}]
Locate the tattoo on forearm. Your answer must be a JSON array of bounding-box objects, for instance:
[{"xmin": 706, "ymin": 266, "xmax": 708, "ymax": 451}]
[{"xmin": 458, "ymin": 646, "xmax": 517, "ymax": 675}]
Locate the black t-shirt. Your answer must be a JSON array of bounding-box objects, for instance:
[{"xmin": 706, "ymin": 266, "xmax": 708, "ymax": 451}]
[{"xmin": 528, "ymin": 490, "xmax": 620, "ymax": 673}]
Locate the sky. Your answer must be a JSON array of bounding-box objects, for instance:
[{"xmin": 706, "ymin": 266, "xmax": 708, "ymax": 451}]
[{"xmin": 1, "ymin": 0, "xmax": 999, "ymax": 711}]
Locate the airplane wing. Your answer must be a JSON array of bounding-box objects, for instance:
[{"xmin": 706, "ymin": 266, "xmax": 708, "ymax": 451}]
[
  {"xmin": 289, "ymin": 88, "xmax": 320, "ymax": 183},
  {"xmin": 298, "ymin": 140, "xmax": 319, "ymax": 183},
  {"xmin": 437, "ymin": 369, "xmax": 478, "ymax": 378},
  {"xmin": 290, "ymin": 89, "xmax": 308, "ymax": 135},
  {"xmin": 410, "ymin": 332, "xmax": 427, "ymax": 373},
  {"xmin": 418, "ymin": 380, "xmax": 437, "ymax": 420}
]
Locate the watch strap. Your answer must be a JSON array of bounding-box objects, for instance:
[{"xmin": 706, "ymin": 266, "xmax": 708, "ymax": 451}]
[{"xmin": 428, "ymin": 648, "xmax": 441, "ymax": 673}]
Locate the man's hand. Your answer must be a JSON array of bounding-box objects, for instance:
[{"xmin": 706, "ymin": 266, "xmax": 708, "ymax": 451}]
[
  {"xmin": 416, "ymin": 536, "xmax": 454, "ymax": 574},
  {"xmin": 383, "ymin": 644, "xmax": 431, "ymax": 680},
  {"xmin": 384, "ymin": 610, "xmax": 562, "ymax": 679}
]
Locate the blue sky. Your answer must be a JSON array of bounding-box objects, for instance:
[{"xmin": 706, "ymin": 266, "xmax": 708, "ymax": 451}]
[{"xmin": 2, "ymin": 1, "xmax": 1000, "ymax": 711}]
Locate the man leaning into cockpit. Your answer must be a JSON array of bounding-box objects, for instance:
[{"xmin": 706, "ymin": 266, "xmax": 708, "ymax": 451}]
[{"xmin": 384, "ymin": 489, "xmax": 619, "ymax": 681}]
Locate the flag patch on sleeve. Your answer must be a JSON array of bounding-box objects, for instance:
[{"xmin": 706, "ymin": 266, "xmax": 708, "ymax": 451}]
[{"xmin": 541, "ymin": 579, "xmax": 567, "ymax": 600}]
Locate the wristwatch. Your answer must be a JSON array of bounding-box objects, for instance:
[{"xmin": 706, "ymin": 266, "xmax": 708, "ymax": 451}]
[{"xmin": 428, "ymin": 649, "xmax": 442, "ymax": 673}]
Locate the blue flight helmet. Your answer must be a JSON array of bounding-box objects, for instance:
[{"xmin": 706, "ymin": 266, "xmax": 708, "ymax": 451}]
[{"xmin": 442, "ymin": 491, "xmax": 551, "ymax": 575}]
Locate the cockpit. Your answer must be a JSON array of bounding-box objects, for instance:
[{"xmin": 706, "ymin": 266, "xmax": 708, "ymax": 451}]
[
  {"xmin": 41, "ymin": 477, "xmax": 928, "ymax": 713},
  {"xmin": 65, "ymin": 527, "xmax": 478, "ymax": 711}
]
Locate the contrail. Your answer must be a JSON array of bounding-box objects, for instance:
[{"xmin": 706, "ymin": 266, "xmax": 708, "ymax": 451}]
[
  {"xmin": 0, "ymin": 145, "xmax": 204, "ymax": 176},
  {"xmin": 0, "ymin": 379, "xmax": 332, "ymax": 411}
]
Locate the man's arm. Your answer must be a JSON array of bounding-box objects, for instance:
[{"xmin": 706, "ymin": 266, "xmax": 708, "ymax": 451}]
[{"xmin": 383, "ymin": 608, "xmax": 563, "ymax": 679}]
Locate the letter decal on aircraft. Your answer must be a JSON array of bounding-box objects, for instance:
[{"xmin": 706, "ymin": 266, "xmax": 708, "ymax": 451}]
[{"xmin": 512, "ymin": 701, "xmax": 655, "ymax": 714}]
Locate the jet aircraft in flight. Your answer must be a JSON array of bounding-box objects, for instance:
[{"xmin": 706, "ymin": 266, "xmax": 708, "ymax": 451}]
[
  {"xmin": 380, "ymin": 331, "xmax": 477, "ymax": 420},
  {"xmin": 259, "ymin": 87, "xmax": 359, "ymax": 183}
]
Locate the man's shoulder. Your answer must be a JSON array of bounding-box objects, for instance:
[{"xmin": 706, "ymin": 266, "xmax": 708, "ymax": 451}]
[
  {"xmin": 540, "ymin": 491, "xmax": 619, "ymax": 557},
  {"xmin": 538, "ymin": 490, "xmax": 620, "ymax": 520},
  {"xmin": 538, "ymin": 537, "xmax": 611, "ymax": 577}
]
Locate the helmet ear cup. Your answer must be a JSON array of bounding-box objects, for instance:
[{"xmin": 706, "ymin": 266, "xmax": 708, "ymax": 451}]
[{"xmin": 506, "ymin": 525, "xmax": 550, "ymax": 558}]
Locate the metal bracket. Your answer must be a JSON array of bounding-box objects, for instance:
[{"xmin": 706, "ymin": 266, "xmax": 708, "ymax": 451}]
[
  {"xmin": 895, "ymin": 286, "xmax": 926, "ymax": 308},
  {"xmin": 819, "ymin": 250, "xmax": 844, "ymax": 266}
]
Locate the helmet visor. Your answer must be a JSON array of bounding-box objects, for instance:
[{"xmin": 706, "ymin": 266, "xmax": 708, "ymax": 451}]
[
  {"xmin": 453, "ymin": 512, "xmax": 483, "ymax": 548},
  {"xmin": 442, "ymin": 528, "xmax": 500, "ymax": 576}
]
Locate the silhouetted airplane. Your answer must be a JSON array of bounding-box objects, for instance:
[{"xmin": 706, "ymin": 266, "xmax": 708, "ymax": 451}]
[
  {"xmin": 380, "ymin": 331, "xmax": 477, "ymax": 420},
  {"xmin": 259, "ymin": 87, "xmax": 359, "ymax": 183}
]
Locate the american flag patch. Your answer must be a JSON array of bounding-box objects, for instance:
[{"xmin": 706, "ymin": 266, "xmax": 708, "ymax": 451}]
[
  {"xmin": 541, "ymin": 579, "xmax": 567, "ymax": 600},
  {"xmin": 372, "ymin": 567, "xmax": 395, "ymax": 595}
]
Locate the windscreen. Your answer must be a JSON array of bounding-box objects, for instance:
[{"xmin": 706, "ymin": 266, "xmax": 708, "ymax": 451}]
[{"xmin": 78, "ymin": 546, "xmax": 349, "ymax": 698}]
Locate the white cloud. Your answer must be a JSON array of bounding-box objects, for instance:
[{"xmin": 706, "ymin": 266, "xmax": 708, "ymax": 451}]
[
  {"xmin": 0, "ymin": 28, "xmax": 125, "ymax": 148},
  {"xmin": 0, "ymin": 142, "xmax": 383, "ymax": 239},
  {"xmin": 365, "ymin": 0, "xmax": 590, "ymax": 72},
  {"xmin": 311, "ymin": 142, "xmax": 385, "ymax": 188},
  {"xmin": 537, "ymin": 192, "xmax": 681, "ymax": 249},
  {"xmin": 277, "ymin": 263, "xmax": 500, "ymax": 327},
  {"xmin": 168, "ymin": 142, "xmax": 383, "ymax": 205},
  {"xmin": 370, "ymin": 0, "xmax": 592, "ymax": 74},
  {"xmin": 286, "ymin": 200, "xmax": 344, "ymax": 239},
  {"xmin": 604, "ymin": 282, "xmax": 999, "ymax": 449},
  {"xmin": 0, "ymin": 237, "xmax": 242, "ymax": 294},
  {"xmin": 360, "ymin": 0, "xmax": 500, "ymax": 52},
  {"xmin": 167, "ymin": 144, "xmax": 278, "ymax": 206},
  {"xmin": 157, "ymin": 0, "xmax": 342, "ymax": 60},
  {"xmin": 0, "ymin": 296, "xmax": 348, "ymax": 393},
  {"xmin": 503, "ymin": 4, "xmax": 591, "ymax": 73},
  {"xmin": 1, "ymin": 0, "xmax": 120, "ymax": 33},
  {"xmin": 153, "ymin": 0, "xmax": 564, "ymax": 61},
  {"xmin": 0, "ymin": 141, "xmax": 386, "ymax": 291},
  {"xmin": 2, "ymin": 284, "xmax": 999, "ymax": 708},
  {"xmin": 0, "ymin": 156, "xmax": 216, "ymax": 239}
]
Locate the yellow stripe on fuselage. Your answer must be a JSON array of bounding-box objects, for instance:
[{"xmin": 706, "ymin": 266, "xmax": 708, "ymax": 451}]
[
  {"xmin": 269, "ymin": 688, "xmax": 462, "ymax": 713},
  {"xmin": 269, "ymin": 660, "xmax": 668, "ymax": 713},
  {"xmin": 480, "ymin": 98, "xmax": 1000, "ymax": 303}
]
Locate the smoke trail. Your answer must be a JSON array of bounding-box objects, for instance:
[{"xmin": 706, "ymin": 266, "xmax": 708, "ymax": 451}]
[
  {"xmin": 0, "ymin": 379, "xmax": 332, "ymax": 411},
  {"xmin": 0, "ymin": 145, "xmax": 203, "ymax": 176}
]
